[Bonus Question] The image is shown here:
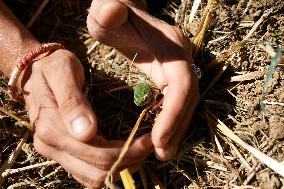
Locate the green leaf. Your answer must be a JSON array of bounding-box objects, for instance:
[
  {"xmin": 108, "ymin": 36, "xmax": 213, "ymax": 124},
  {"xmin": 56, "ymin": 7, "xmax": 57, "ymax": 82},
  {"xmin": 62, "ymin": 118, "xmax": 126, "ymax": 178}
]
[{"xmin": 260, "ymin": 42, "xmax": 282, "ymax": 114}]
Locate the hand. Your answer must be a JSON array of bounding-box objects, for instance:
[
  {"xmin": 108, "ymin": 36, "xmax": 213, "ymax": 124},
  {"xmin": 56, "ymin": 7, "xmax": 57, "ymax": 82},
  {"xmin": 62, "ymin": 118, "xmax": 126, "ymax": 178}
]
[
  {"xmin": 87, "ymin": 0, "xmax": 200, "ymax": 160},
  {"xmin": 21, "ymin": 49, "xmax": 153, "ymax": 188}
]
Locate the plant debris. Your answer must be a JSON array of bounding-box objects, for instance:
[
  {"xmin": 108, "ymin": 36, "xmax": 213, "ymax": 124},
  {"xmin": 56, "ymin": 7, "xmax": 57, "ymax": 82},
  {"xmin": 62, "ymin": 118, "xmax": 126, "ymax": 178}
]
[{"xmin": 0, "ymin": 0, "xmax": 283, "ymax": 188}]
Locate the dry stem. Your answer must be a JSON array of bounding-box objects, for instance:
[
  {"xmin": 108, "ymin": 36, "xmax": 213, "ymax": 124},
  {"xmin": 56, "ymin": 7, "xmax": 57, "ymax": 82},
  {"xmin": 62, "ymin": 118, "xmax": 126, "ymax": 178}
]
[
  {"xmin": 104, "ymin": 107, "xmax": 150, "ymax": 188},
  {"xmin": 26, "ymin": 0, "xmax": 50, "ymax": 29},
  {"xmin": 0, "ymin": 106, "xmax": 32, "ymax": 130},
  {"xmin": 2, "ymin": 160, "xmax": 58, "ymax": 177},
  {"xmin": 193, "ymin": 0, "xmax": 218, "ymax": 54},
  {"xmin": 0, "ymin": 130, "xmax": 30, "ymax": 186},
  {"xmin": 206, "ymin": 106, "xmax": 284, "ymax": 177}
]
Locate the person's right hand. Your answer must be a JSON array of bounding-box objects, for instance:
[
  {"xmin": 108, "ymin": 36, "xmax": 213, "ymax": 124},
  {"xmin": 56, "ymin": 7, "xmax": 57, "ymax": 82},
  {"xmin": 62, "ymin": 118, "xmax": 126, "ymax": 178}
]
[
  {"xmin": 21, "ymin": 49, "xmax": 153, "ymax": 188},
  {"xmin": 87, "ymin": 0, "xmax": 200, "ymax": 162}
]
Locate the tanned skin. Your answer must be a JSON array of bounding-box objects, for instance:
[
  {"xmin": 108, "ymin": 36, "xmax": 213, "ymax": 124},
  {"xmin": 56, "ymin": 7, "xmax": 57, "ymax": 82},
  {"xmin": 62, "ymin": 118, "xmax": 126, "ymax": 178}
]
[{"xmin": 0, "ymin": 0, "xmax": 199, "ymax": 187}]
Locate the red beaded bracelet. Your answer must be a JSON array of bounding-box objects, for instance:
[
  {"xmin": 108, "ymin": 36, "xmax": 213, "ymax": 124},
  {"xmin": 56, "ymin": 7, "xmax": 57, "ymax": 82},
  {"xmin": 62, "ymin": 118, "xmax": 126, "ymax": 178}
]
[{"xmin": 7, "ymin": 43, "xmax": 65, "ymax": 101}]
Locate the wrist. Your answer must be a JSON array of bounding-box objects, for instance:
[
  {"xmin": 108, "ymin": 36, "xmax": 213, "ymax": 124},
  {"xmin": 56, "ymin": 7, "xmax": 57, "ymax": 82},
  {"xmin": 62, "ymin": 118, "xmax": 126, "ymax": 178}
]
[
  {"xmin": 8, "ymin": 43, "xmax": 65, "ymax": 101},
  {"xmin": 1, "ymin": 36, "xmax": 41, "ymax": 76},
  {"xmin": 0, "ymin": 1, "xmax": 41, "ymax": 76}
]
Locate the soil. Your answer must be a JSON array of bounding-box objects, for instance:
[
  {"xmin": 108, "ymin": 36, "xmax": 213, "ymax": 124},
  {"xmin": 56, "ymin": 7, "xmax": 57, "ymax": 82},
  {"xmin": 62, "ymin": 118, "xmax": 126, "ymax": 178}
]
[{"xmin": 0, "ymin": 0, "xmax": 283, "ymax": 188}]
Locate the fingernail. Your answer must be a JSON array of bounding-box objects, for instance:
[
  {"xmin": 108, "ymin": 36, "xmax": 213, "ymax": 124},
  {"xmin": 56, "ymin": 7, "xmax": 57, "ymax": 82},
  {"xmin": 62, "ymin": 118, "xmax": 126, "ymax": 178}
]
[
  {"xmin": 71, "ymin": 117, "xmax": 90, "ymax": 134},
  {"xmin": 162, "ymin": 86, "xmax": 168, "ymax": 95}
]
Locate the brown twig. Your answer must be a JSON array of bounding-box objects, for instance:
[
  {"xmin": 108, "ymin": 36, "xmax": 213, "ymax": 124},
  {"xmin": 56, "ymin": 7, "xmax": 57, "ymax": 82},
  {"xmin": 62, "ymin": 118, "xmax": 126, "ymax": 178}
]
[
  {"xmin": 26, "ymin": 0, "xmax": 50, "ymax": 29},
  {"xmin": 205, "ymin": 106, "xmax": 284, "ymax": 177},
  {"xmin": 0, "ymin": 106, "xmax": 32, "ymax": 130},
  {"xmin": 202, "ymin": 8, "xmax": 272, "ymax": 98},
  {"xmin": 229, "ymin": 70, "xmax": 266, "ymax": 82},
  {"xmin": 0, "ymin": 130, "xmax": 30, "ymax": 187},
  {"xmin": 2, "ymin": 160, "xmax": 58, "ymax": 177},
  {"xmin": 104, "ymin": 106, "xmax": 150, "ymax": 188},
  {"xmin": 193, "ymin": 0, "xmax": 218, "ymax": 55}
]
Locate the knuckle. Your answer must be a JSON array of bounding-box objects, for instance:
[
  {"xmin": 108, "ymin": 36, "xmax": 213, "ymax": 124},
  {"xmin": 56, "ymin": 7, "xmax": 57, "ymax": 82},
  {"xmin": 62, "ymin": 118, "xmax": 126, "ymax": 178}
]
[
  {"xmin": 51, "ymin": 50, "xmax": 77, "ymax": 64},
  {"xmin": 43, "ymin": 50, "xmax": 84, "ymax": 77},
  {"xmin": 154, "ymin": 137, "xmax": 168, "ymax": 149},
  {"xmin": 58, "ymin": 94, "xmax": 85, "ymax": 115},
  {"xmin": 33, "ymin": 137, "xmax": 43, "ymax": 154},
  {"xmin": 33, "ymin": 137, "xmax": 50, "ymax": 158},
  {"xmin": 77, "ymin": 173, "xmax": 107, "ymax": 189},
  {"xmin": 33, "ymin": 120, "xmax": 58, "ymax": 146},
  {"xmin": 56, "ymin": 141, "xmax": 71, "ymax": 152},
  {"xmin": 88, "ymin": 151, "xmax": 117, "ymax": 171},
  {"xmin": 34, "ymin": 123, "xmax": 51, "ymax": 141}
]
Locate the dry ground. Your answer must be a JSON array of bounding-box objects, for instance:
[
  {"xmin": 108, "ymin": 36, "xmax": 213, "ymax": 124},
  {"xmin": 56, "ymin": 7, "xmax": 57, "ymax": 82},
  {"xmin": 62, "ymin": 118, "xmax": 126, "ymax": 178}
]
[{"xmin": 0, "ymin": 0, "xmax": 283, "ymax": 188}]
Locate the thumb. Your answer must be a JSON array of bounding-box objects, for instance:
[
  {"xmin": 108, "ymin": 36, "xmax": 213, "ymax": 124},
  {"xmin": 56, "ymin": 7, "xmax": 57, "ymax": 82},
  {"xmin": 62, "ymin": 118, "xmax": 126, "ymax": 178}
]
[
  {"xmin": 42, "ymin": 50, "xmax": 97, "ymax": 141},
  {"xmin": 88, "ymin": 0, "xmax": 128, "ymax": 30}
]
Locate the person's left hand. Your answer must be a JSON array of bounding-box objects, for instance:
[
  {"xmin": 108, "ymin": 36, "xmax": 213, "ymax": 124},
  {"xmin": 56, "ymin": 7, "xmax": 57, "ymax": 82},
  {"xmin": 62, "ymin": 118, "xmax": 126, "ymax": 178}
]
[
  {"xmin": 21, "ymin": 49, "xmax": 153, "ymax": 188},
  {"xmin": 87, "ymin": 0, "xmax": 200, "ymax": 160}
]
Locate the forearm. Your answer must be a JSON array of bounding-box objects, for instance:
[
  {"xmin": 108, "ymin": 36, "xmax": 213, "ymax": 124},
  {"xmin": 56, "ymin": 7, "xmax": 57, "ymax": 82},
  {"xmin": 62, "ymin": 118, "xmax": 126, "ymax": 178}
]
[{"xmin": 0, "ymin": 1, "xmax": 40, "ymax": 76}]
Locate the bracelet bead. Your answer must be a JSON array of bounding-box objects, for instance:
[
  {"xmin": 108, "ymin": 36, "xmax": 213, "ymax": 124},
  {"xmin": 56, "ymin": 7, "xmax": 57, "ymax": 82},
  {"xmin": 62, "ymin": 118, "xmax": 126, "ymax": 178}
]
[{"xmin": 7, "ymin": 43, "xmax": 65, "ymax": 101}]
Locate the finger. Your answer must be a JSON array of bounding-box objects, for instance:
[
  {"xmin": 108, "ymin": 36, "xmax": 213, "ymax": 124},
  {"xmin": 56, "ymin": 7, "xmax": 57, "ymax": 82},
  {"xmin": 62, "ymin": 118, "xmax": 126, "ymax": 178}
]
[
  {"xmin": 22, "ymin": 63, "xmax": 46, "ymax": 125},
  {"xmin": 34, "ymin": 106, "xmax": 153, "ymax": 170},
  {"xmin": 34, "ymin": 136, "xmax": 144, "ymax": 189},
  {"xmin": 87, "ymin": 0, "xmax": 147, "ymax": 50},
  {"xmin": 74, "ymin": 135, "xmax": 153, "ymax": 171},
  {"xmin": 122, "ymin": 134, "xmax": 153, "ymax": 163},
  {"xmin": 90, "ymin": 0, "xmax": 128, "ymax": 29},
  {"xmin": 152, "ymin": 60, "xmax": 196, "ymax": 160},
  {"xmin": 40, "ymin": 50, "xmax": 97, "ymax": 141},
  {"xmin": 73, "ymin": 175, "xmax": 103, "ymax": 189},
  {"xmin": 72, "ymin": 162, "xmax": 143, "ymax": 189},
  {"xmin": 155, "ymin": 69, "xmax": 200, "ymax": 160},
  {"xmin": 155, "ymin": 94, "xmax": 198, "ymax": 160},
  {"xmin": 63, "ymin": 133, "xmax": 152, "ymax": 171},
  {"xmin": 33, "ymin": 136, "xmax": 107, "ymax": 189}
]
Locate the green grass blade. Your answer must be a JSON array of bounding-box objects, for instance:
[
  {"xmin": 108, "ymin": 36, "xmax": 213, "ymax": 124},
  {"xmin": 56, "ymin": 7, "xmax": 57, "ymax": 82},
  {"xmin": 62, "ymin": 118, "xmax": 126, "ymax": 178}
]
[{"xmin": 260, "ymin": 42, "xmax": 282, "ymax": 113}]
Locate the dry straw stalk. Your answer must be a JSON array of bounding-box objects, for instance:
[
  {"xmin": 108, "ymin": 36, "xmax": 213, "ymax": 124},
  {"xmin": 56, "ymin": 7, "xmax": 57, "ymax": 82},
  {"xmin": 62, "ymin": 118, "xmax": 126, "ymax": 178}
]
[{"xmin": 206, "ymin": 107, "xmax": 284, "ymax": 177}]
